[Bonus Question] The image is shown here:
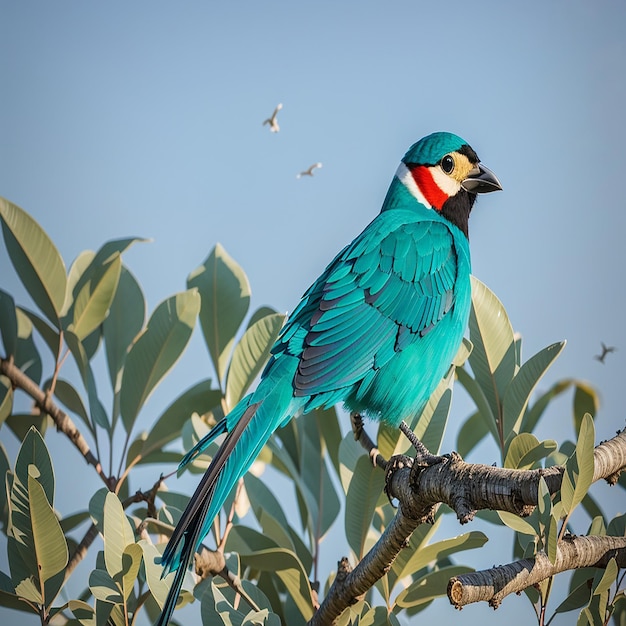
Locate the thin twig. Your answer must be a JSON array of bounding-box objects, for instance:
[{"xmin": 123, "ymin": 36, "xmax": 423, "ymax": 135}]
[
  {"xmin": 1, "ymin": 356, "xmax": 110, "ymax": 485},
  {"xmin": 195, "ymin": 547, "xmax": 262, "ymax": 613}
]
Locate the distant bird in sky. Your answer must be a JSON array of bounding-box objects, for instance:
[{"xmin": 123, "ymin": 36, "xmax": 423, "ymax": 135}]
[
  {"xmin": 156, "ymin": 132, "xmax": 502, "ymax": 626},
  {"xmin": 296, "ymin": 162, "xmax": 323, "ymax": 178},
  {"xmin": 262, "ymin": 103, "xmax": 283, "ymax": 132},
  {"xmin": 594, "ymin": 342, "xmax": 616, "ymax": 363}
]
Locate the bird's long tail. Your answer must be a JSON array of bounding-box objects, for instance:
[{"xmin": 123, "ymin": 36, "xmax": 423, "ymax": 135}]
[{"xmin": 156, "ymin": 364, "xmax": 299, "ymax": 626}]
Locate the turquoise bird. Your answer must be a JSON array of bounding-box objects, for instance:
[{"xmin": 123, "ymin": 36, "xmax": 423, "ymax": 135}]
[{"xmin": 156, "ymin": 131, "xmax": 501, "ymax": 625}]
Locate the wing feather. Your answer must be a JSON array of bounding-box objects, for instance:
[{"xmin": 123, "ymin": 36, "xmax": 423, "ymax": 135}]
[{"xmin": 273, "ymin": 216, "xmax": 460, "ymax": 399}]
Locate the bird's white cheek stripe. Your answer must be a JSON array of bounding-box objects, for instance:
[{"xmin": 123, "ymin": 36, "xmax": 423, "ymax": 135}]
[
  {"xmin": 395, "ymin": 162, "xmax": 432, "ymax": 209},
  {"xmin": 429, "ymin": 165, "xmax": 461, "ymax": 197}
]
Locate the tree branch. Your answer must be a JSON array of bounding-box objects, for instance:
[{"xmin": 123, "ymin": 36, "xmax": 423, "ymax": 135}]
[
  {"xmin": 1, "ymin": 356, "xmax": 111, "ymax": 485},
  {"xmin": 311, "ymin": 428, "xmax": 626, "ymax": 624},
  {"xmin": 448, "ymin": 535, "xmax": 626, "ymax": 609},
  {"xmin": 195, "ymin": 547, "xmax": 261, "ymax": 613},
  {"xmin": 65, "ymin": 522, "xmax": 100, "ymax": 580},
  {"xmin": 309, "ymin": 504, "xmax": 425, "ymax": 626}
]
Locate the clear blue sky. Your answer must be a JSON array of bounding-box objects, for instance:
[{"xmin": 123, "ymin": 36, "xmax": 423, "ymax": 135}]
[{"xmin": 1, "ymin": 2, "xmax": 625, "ymax": 625}]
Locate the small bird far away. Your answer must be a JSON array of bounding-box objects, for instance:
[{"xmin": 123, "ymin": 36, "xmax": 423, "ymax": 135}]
[
  {"xmin": 594, "ymin": 341, "xmax": 616, "ymax": 364},
  {"xmin": 262, "ymin": 103, "xmax": 283, "ymax": 132},
  {"xmin": 296, "ymin": 162, "xmax": 323, "ymax": 178},
  {"xmin": 155, "ymin": 131, "xmax": 502, "ymax": 626}
]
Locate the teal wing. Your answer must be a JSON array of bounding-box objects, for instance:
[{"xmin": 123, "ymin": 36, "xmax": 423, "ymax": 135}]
[{"xmin": 271, "ymin": 216, "xmax": 461, "ymax": 398}]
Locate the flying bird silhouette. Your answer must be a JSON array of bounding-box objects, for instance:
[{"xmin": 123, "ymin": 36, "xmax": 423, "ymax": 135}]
[
  {"xmin": 262, "ymin": 103, "xmax": 283, "ymax": 132},
  {"xmin": 156, "ymin": 131, "xmax": 502, "ymax": 626},
  {"xmin": 594, "ymin": 342, "xmax": 616, "ymax": 363},
  {"xmin": 296, "ymin": 162, "xmax": 323, "ymax": 178}
]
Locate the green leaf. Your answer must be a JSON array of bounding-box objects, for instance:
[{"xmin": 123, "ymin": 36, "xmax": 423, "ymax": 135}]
[
  {"xmin": 537, "ymin": 476, "xmax": 551, "ymax": 521},
  {"xmin": 7, "ymin": 431, "xmax": 58, "ymax": 603},
  {"xmin": 504, "ymin": 433, "xmax": 557, "ymax": 469},
  {"xmin": 497, "ymin": 511, "xmax": 537, "ymax": 537},
  {"xmin": 299, "ymin": 417, "xmax": 341, "ymax": 540},
  {"xmin": 103, "ymin": 265, "xmax": 145, "ymax": 391},
  {"xmin": 64, "ymin": 330, "xmax": 109, "ymax": 429},
  {"xmin": 0, "ymin": 442, "xmax": 10, "ymax": 529},
  {"xmin": 523, "ymin": 379, "xmax": 573, "ymax": 434},
  {"xmin": 537, "ymin": 477, "xmax": 558, "ymax": 563},
  {"xmin": 18, "ymin": 307, "xmax": 60, "ymax": 359},
  {"xmin": 0, "ymin": 570, "xmax": 37, "ymax": 612},
  {"xmin": 455, "ymin": 366, "xmax": 498, "ymax": 443},
  {"xmin": 0, "ymin": 197, "xmax": 67, "ymax": 327},
  {"xmin": 119, "ymin": 543, "xmax": 142, "ymax": 601},
  {"xmin": 120, "ymin": 289, "xmax": 200, "ymax": 432},
  {"xmin": 314, "ymin": 406, "xmax": 342, "ymax": 477},
  {"xmin": 224, "ymin": 312, "xmax": 285, "ymax": 410},
  {"xmin": 89, "ymin": 568, "xmax": 122, "ymax": 604},
  {"xmin": 103, "ymin": 492, "xmax": 135, "ymax": 576},
  {"xmin": 68, "ymin": 599, "xmax": 96, "ymax": 622},
  {"xmin": 62, "ymin": 250, "xmax": 94, "ymax": 316},
  {"xmin": 554, "ymin": 579, "xmax": 594, "ymax": 614},
  {"xmin": 59, "ymin": 510, "xmax": 91, "ymax": 534},
  {"xmin": 607, "ymin": 512, "xmax": 626, "ymax": 537},
  {"xmin": 13, "ymin": 574, "xmax": 41, "ymax": 604},
  {"xmin": 412, "ymin": 367, "xmax": 454, "ymax": 454},
  {"xmin": 338, "ymin": 432, "xmax": 365, "ymax": 494},
  {"xmin": 395, "ymin": 565, "xmax": 473, "ymax": 608},
  {"xmin": 256, "ymin": 508, "xmax": 297, "ymax": 553},
  {"xmin": 546, "ymin": 514, "xmax": 558, "ymax": 565},
  {"xmin": 573, "ymin": 383, "xmax": 599, "ymax": 434},
  {"xmin": 247, "ymin": 306, "xmax": 278, "ymax": 328},
  {"xmin": 244, "ymin": 473, "xmax": 290, "ymax": 530},
  {"xmin": 561, "ymin": 413, "xmax": 595, "ymax": 516},
  {"xmin": 390, "ymin": 517, "xmax": 442, "ymax": 585},
  {"xmin": 397, "ymin": 531, "xmax": 487, "ymax": 576},
  {"xmin": 138, "ymin": 379, "xmax": 220, "ymax": 464},
  {"xmin": 361, "ymin": 605, "xmax": 402, "ymax": 625},
  {"xmin": 456, "ymin": 411, "xmax": 488, "ymax": 458},
  {"xmin": 28, "ymin": 470, "xmax": 68, "ymax": 584},
  {"xmin": 592, "ymin": 557, "xmax": 617, "ymax": 596},
  {"xmin": 377, "ymin": 422, "xmax": 402, "ymax": 462},
  {"xmin": 345, "ymin": 456, "xmax": 385, "ymax": 558},
  {"xmin": 452, "ymin": 336, "xmax": 473, "ymax": 367},
  {"xmin": 188, "ymin": 243, "xmax": 251, "ymax": 385},
  {"xmin": 502, "ymin": 341, "xmax": 565, "ymax": 443},
  {"xmin": 14, "ymin": 427, "xmax": 54, "ymax": 509},
  {"xmin": 45, "ymin": 378, "xmax": 91, "ymax": 433},
  {"xmin": 226, "ymin": 525, "xmax": 281, "ymax": 554},
  {"xmin": 14, "ymin": 308, "xmax": 42, "ymax": 386},
  {"xmin": 0, "ymin": 289, "xmax": 18, "ymax": 357},
  {"xmin": 237, "ymin": 548, "xmax": 313, "ymax": 621},
  {"xmin": 200, "ymin": 580, "xmax": 241, "ymax": 626},
  {"xmin": 468, "ymin": 277, "xmax": 516, "ymax": 440},
  {"xmin": 66, "ymin": 252, "xmax": 122, "ymax": 340},
  {"xmin": 140, "ymin": 540, "xmax": 174, "ymax": 609},
  {"xmin": 0, "ymin": 376, "xmax": 13, "ymax": 427},
  {"xmin": 6, "ymin": 413, "xmax": 50, "ymax": 441},
  {"xmin": 581, "ymin": 492, "xmax": 604, "ymax": 523}
]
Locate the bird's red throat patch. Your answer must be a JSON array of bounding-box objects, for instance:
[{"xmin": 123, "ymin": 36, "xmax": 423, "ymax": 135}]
[{"xmin": 409, "ymin": 166, "xmax": 448, "ymax": 211}]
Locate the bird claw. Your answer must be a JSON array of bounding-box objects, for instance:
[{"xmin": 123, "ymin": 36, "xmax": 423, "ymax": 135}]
[{"xmin": 384, "ymin": 454, "xmax": 413, "ymax": 506}]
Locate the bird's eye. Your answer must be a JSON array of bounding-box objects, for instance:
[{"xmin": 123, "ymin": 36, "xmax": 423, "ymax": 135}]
[{"xmin": 441, "ymin": 154, "xmax": 455, "ymax": 174}]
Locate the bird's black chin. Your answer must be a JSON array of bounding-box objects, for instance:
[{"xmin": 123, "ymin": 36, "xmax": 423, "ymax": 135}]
[{"xmin": 440, "ymin": 190, "xmax": 476, "ymax": 239}]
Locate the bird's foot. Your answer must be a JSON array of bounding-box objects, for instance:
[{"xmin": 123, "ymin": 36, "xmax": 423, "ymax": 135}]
[
  {"xmin": 384, "ymin": 454, "xmax": 413, "ymax": 506},
  {"xmin": 399, "ymin": 421, "xmax": 445, "ymax": 467}
]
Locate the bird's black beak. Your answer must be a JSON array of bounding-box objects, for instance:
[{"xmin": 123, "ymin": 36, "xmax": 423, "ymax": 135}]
[{"xmin": 461, "ymin": 163, "xmax": 502, "ymax": 194}]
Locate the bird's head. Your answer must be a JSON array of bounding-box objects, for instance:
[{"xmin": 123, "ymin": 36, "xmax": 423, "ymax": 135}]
[{"xmin": 392, "ymin": 131, "xmax": 502, "ymax": 237}]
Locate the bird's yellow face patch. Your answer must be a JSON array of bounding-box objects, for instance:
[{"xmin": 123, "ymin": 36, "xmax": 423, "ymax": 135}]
[
  {"xmin": 443, "ymin": 152, "xmax": 476, "ymax": 183},
  {"xmin": 429, "ymin": 151, "xmax": 477, "ymax": 198}
]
